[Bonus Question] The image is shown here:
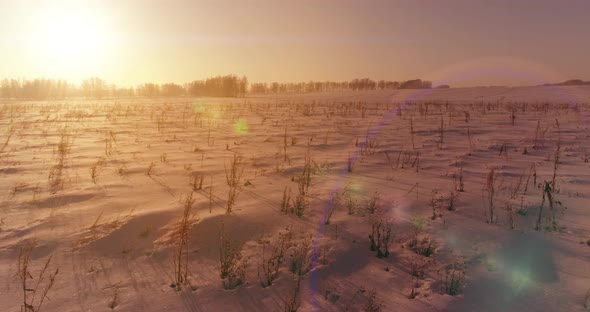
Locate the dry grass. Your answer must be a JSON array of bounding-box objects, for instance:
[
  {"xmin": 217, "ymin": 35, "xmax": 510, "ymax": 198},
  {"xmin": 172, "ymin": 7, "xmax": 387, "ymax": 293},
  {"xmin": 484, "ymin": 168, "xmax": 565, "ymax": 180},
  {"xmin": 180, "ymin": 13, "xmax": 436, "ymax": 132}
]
[
  {"xmin": 347, "ymin": 152, "xmax": 356, "ymax": 172},
  {"xmin": 107, "ymin": 288, "xmax": 119, "ymax": 309},
  {"xmin": 280, "ymin": 185, "xmax": 292, "ymax": 214},
  {"xmin": 407, "ymin": 217, "xmax": 435, "ymax": 257},
  {"xmin": 0, "ymin": 126, "xmax": 15, "ymax": 153},
  {"xmin": 289, "ymin": 234, "xmax": 313, "ymax": 276},
  {"xmin": 225, "ymin": 154, "xmax": 243, "ymax": 187},
  {"xmin": 368, "ymin": 218, "xmax": 393, "ymax": 258},
  {"xmin": 146, "ymin": 161, "xmax": 156, "ymax": 177},
  {"xmin": 345, "ymin": 194, "xmax": 358, "ymax": 215},
  {"xmin": 189, "ymin": 172, "xmax": 204, "ymax": 191},
  {"xmin": 218, "ymin": 220, "xmax": 246, "ymax": 289},
  {"xmin": 17, "ymin": 240, "xmax": 60, "ymax": 312},
  {"xmin": 482, "ymin": 168, "xmax": 498, "ymax": 224},
  {"xmin": 225, "ymin": 154, "xmax": 243, "ymax": 214},
  {"xmin": 438, "ymin": 257, "xmax": 465, "ymax": 296},
  {"xmin": 258, "ymin": 231, "xmax": 289, "ymax": 288},
  {"xmin": 0, "ymin": 97, "xmax": 585, "ymax": 310},
  {"xmin": 282, "ymin": 278, "xmax": 301, "ymax": 312},
  {"xmin": 366, "ymin": 191, "xmax": 380, "ymax": 214},
  {"xmin": 363, "ymin": 289, "xmax": 383, "ymax": 312},
  {"xmin": 89, "ymin": 158, "xmax": 105, "ymax": 184},
  {"xmin": 290, "ymin": 160, "xmax": 312, "ymax": 217},
  {"xmin": 172, "ymin": 192, "xmax": 197, "ymax": 290},
  {"xmin": 324, "ymin": 191, "xmax": 340, "ymax": 225},
  {"xmin": 536, "ymin": 180, "xmax": 566, "ymax": 232},
  {"xmin": 48, "ymin": 129, "xmax": 72, "ymax": 192}
]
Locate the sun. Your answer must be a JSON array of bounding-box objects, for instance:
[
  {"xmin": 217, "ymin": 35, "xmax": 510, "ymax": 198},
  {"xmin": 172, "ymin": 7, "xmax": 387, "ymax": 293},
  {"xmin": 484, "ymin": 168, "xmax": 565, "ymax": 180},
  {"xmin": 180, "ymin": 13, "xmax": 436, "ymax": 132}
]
[{"xmin": 28, "ymin": 4, "xmax": 111, "ymax": 77}]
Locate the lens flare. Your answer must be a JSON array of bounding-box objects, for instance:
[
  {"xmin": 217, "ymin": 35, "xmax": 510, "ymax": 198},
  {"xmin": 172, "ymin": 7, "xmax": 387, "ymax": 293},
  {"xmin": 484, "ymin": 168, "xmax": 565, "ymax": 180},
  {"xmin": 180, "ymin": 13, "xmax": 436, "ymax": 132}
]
[
  {"xmin": 233, "ymin": 119, "xmax": 249, "ymax": 135},
  {"xmin": 509, "ymin": 268, "xmax": 532, "ymax": 292},
  {"xmin": 193, "ymin": 101, "xmax": 206, "ymax": 113},
  {"xmin": 307, "ymin": 58, "xmax": 583, "ymax": 309}
]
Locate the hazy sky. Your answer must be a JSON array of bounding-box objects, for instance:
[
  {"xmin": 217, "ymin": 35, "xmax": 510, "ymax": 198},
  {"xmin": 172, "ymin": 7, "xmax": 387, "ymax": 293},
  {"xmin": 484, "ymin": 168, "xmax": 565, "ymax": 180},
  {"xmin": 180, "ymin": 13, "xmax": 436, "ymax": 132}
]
[{"xmin": 1, "ymin": 0, "xmax": 589, "ymax": 87}]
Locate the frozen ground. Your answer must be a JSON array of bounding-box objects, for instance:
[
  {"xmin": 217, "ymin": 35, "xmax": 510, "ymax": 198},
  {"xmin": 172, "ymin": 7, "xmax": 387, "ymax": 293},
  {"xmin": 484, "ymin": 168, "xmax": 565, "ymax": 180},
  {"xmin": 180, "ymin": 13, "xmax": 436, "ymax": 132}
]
[{"xmin": 1, "ymin": 85, "xmax": 590, "ymax": 311}]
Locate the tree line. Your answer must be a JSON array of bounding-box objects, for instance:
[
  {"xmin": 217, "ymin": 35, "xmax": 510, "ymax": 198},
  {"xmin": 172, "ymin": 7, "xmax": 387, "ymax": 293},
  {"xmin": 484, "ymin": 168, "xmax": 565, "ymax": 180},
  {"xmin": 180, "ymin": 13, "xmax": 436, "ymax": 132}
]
[
  {"xmin": 0, "ymin": 75, "xmax": 435, "ymax": 100},
  {"xmin": 250, "ymin": 78, "xmax": 433, "ymax": 94}
]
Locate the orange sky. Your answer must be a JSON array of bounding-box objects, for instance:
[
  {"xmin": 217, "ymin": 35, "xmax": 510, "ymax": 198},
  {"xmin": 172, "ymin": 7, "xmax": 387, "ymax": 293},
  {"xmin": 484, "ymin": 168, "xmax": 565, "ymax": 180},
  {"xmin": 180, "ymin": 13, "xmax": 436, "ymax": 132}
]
[{"xmin": 1, "ymin": 0, "xmax": 589, "ymax": 87}]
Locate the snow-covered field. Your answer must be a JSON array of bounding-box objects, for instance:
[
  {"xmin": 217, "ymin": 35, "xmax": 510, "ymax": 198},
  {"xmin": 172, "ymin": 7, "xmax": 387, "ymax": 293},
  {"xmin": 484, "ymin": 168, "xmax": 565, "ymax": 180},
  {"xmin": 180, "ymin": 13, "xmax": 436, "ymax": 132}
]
[{"xmin": 1, "ymin": 85, "xmax": 590, "ymax": 311}]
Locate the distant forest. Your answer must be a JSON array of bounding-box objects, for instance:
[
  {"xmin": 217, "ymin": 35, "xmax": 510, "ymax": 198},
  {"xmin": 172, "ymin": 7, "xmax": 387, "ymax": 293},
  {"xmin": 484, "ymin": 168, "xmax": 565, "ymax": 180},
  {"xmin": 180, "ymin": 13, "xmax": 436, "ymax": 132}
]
[
  {"xmin": 0, "ymin": 75, "xmax": 435, "ymax": 100},
  {"xmin": 542, "ymin": 79, "xmax": 590, "ymax": 87}
]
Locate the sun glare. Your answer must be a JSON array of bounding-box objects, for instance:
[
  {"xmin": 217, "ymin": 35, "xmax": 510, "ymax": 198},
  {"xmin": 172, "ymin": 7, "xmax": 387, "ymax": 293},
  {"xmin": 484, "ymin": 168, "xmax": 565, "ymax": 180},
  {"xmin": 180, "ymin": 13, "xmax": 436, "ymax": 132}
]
[{"xmin": 27, "ymin": 5, "xmax": 111, "ymax": 77}]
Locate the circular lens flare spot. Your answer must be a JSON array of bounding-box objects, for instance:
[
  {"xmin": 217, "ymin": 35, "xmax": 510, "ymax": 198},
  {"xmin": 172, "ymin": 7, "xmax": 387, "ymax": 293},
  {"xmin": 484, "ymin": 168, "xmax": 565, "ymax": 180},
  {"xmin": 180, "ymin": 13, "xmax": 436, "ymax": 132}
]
[
  {"xmin": 233, "ymin": 119, "xmax": 249, "ymax": 135},
  {"xmin": 509, "ymin": 268, "xmax": 531, "ymax": 292},
  {"xmin": 411, "ymin": 216, "xmax": 428, "ymax": 230},
  {"xmin": 193, "ymin": 101, "xmax": 206, "ymax": 113}
]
